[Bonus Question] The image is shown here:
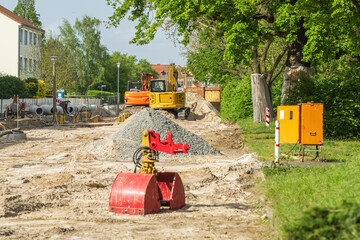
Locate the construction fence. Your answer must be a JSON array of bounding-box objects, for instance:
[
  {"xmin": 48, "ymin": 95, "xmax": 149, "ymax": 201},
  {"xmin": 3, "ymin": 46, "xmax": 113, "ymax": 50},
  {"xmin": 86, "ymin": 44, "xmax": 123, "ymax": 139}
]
[{"xmin": 0, "ymin": 96, "xmax": 122, "ymax": 114}]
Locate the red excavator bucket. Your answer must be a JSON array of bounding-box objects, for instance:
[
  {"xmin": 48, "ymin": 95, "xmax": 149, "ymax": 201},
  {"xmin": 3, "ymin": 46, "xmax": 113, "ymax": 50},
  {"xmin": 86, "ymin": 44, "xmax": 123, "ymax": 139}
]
[
  {"xmin": 109, "ymin": 173, "xmax": 160, "ymax": 215},
  {"xmin": 157, "ymin": 172, "xmax": 185, "ymax": 210},
  {"xmin": 109, "ymin": 172, "xmax": 185, "ymax": 215}
]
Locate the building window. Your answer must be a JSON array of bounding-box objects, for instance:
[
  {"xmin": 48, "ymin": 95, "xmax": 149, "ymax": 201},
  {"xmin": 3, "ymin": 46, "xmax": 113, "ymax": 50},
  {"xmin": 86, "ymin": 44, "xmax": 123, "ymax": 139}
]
[
  {"xmin": 24, "ymin": 30, "xmax": 28, "ymax": 45},
  {"xmin": 34, "ymin": 33, "xmax": 37, "ymax": 45},
  {"xmin": 19, "ymin": 57, "xmax": 23, "ymax": 69},
  {"xmin": 24, "ymin": 58, "xmax": 28, "ymax": 71},
  {"xmin": 19, "ymin": 29, "xmax": 23, "ymax": 44},
  {"xmin": 29, "ymin": 32, "xmax": 33, "ymax": 45}
]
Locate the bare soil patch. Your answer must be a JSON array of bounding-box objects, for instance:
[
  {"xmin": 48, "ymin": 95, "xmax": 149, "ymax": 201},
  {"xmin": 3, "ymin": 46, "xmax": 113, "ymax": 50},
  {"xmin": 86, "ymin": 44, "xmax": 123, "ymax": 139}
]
[{"xmin": 0, "ymin": 99, "xmax": 270, "ymax": 239}]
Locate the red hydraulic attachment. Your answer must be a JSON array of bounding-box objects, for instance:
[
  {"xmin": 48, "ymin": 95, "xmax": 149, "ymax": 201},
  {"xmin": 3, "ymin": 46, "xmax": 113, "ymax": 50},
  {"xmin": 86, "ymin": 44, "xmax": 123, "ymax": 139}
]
[
  {"xmin": 109, "ymin": 130, "xmax": 189, "ymax": 215},
  {"xmin": 148, "ymin": 130, "xmax": 189, "ymax": 155}
]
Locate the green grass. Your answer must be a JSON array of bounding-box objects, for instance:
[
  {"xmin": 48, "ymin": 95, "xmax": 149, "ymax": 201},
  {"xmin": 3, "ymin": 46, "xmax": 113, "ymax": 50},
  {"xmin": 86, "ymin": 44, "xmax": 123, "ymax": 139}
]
[{"xmin": 237, "ymin": 118, "xmax": 360, "ymax": 238}]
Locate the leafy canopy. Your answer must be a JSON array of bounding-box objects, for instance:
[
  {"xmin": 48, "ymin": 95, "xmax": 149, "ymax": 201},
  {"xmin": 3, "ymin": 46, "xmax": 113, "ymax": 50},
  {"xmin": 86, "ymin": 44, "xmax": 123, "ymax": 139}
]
[
  {"xmin": 14, "ymin": 0, "xmax": 42, "ymax": 27},
  {"xmin": 107, "ymin": 0, "xmax": 360, "ymax": 67}
]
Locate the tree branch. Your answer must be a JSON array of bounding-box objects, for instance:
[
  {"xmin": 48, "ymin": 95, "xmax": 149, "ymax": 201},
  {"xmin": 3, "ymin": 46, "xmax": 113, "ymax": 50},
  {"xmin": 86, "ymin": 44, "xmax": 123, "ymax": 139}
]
[
  {"xmin": 270, "ymin": 61, "xmax": 286, "ymax": 84},
  {"xmin": 261, "ymin": 41, "xmax": 271, "ymax": 73},
  {"xmin": 349, "ymin": 0, "xmax": 360, "ymax": 16},
  {"xmin": 267, "ymin": 45, "xmax": 288, "ymax": 84}
]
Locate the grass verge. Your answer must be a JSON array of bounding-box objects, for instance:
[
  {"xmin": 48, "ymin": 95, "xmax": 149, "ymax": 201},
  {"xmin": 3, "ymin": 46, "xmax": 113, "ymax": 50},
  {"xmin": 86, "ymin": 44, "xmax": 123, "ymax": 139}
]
[{"xmin": 237, "ymin": 118, "xmax": 360, "ymax": 238}]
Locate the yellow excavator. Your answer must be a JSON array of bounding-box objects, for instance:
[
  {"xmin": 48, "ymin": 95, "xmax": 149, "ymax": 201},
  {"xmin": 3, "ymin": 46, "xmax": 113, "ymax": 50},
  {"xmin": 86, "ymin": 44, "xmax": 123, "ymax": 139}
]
[{"xmin": 149, "ymin": 64, "xmax": 190, "ymax": 119}]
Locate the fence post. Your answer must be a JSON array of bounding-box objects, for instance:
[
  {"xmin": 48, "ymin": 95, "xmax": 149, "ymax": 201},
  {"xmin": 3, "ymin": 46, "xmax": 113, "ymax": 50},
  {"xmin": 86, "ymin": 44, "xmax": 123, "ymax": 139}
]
[
  {"xmin": 275, "ymin": 120, "xmax": 280, "ymax": 164},
  {"xmin": 266, "ymin": 108, "xmax": 270, "ymax": 127}
]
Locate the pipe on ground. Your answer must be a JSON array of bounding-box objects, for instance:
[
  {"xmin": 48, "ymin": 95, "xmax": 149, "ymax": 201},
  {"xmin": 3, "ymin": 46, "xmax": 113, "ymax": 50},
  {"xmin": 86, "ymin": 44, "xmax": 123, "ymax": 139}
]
[{"xmin": 26, "ymin": 105, "xmax": 44, "ymax": 116}]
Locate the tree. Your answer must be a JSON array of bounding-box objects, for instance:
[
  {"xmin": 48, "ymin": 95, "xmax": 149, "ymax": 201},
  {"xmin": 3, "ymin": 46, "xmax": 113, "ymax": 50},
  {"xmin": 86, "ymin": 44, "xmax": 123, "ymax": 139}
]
[
  {"xmin": 14, "ymin": 0, "xmax": 42, "ymax": 27},
  {"xmin": 58, "ymin": 16, "xmax": 109, "ymax": 94},
  {"xmin": 102, "ymin": 52, "xmax": 158, "ymax": 94},
  {"xmin": 0, "ymin": 76, "xmax": 27, "ymax": 99},
  {"xmin": 40, "ymin": 35, "xmax": 79, "ymax": 94},
  {"xmin": 107, "ymin": 0, "xmax": 360, "ymax": 121}
]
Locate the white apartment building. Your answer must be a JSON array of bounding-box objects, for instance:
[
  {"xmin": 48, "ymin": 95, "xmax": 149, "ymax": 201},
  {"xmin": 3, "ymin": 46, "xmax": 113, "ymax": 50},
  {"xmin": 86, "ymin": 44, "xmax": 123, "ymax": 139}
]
[{"xmin": 0, "ymin": 5, "xmax": 44, "ymax": 79}]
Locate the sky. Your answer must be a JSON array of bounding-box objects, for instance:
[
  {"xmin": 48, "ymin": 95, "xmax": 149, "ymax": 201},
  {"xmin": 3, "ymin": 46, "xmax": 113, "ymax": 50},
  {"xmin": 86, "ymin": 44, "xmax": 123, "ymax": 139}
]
[{"xmin": 0, "ymin": 0, "xmax": 187, "ymax": 66}]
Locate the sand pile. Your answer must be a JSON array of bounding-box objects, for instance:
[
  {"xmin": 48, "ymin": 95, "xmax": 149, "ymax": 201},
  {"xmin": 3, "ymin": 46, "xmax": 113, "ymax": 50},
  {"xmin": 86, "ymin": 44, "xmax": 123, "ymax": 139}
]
[
  {"xmin": 185, "ymin": 92, "xmax": 221, "ymax": 122},
  {"xmin": 89, "ymin": 108, "xmax": 220, "ymax": 160}
]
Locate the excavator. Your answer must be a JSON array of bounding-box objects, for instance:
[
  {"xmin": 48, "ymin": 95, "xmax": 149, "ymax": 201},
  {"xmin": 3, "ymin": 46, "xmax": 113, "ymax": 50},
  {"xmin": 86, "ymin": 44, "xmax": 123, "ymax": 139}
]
[
  {"xmin": 149, "ymin": 64, "xmax": 190, "ymax": 119},
  {"xmin": 124, "ymin": 72, "xmax": 153, "ymax": 106},
  {"xmin": 109, "ymin": 130, "xmax": 189, "ymax": 215}
]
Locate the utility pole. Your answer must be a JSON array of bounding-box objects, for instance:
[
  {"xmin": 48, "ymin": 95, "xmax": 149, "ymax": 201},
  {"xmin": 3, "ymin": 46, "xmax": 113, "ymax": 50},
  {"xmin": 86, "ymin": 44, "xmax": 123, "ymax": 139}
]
[
  {"xmin": 51, "ymin": 56, "xmax": 57, "ymax": 122},
  {"xmin": 117, "ymin": 62, "xmax": 120, "ymax": 115}
]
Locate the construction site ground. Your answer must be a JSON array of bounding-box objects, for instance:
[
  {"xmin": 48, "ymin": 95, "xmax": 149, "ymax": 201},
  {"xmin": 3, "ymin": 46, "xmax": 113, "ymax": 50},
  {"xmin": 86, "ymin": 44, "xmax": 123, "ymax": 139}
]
[{"xmin": 0, "ymin": 108, "xmax": 272, "ymax": 239}]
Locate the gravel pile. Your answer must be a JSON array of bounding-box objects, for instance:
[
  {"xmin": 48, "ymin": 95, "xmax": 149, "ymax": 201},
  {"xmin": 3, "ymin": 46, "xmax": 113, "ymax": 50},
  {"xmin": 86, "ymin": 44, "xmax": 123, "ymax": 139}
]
[{"xmin": 91, "ymin": 108, "xmax": 220, "ymax": 160}]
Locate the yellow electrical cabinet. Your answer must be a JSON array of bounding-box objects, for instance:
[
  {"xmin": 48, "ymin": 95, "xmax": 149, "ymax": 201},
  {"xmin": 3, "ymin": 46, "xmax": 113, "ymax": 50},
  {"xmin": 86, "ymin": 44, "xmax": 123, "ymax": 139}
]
[
  {"xmin": 300, "ymin": 102, "xmax": 323, "ymax": 145},
  {"xmin": 277, "ymin": 102, "xmax": 323, "ymax": 145},
  {"xmin": 277, "ymin": 105, "xmax": 300, "ymax": 144}
]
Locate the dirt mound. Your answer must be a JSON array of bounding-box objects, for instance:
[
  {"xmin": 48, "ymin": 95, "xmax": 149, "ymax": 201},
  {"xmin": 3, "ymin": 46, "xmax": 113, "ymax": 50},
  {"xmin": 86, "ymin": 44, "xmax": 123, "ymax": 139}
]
[
  {"xmin": 1, "ymin": 119, "xmax": 44, "ymax": 130},
  {"xmin": 186, "ymin": 92, "xmax": 220, "ymax": 122},
  {"xmin": 88, "ymin": 108, "xmax": 220, "ymax": 160}
]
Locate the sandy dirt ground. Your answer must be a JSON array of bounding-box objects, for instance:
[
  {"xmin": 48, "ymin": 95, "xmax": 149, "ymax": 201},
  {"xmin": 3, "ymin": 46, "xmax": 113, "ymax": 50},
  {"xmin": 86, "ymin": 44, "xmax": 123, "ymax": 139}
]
[{"xmin": 0, "ymin": 114, "xmax": 272, "ymax": 239}]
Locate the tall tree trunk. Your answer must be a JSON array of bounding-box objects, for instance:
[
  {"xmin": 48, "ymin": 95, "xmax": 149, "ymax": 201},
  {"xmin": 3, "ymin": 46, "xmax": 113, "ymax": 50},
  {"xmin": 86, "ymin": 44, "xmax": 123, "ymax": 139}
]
[
  {"xmin": 281, "ymin": 18, "xmax": 312, "ymax": 105},
  {"xmin": 251, "ymin": 73, "xmax": 273, "ymax": 122}
]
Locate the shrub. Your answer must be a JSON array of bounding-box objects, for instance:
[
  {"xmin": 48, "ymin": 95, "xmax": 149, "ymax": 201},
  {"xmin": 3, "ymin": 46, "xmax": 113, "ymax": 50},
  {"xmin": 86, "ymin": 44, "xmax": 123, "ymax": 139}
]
[
  {"xmin": 36, "ymin": 80, "xmax": 46, "ymax": 98},
  {"xmin": 87, "ymin": 81, "xmax": 112, "ymax": 92},
  {"xmin": 285, "ymin": 201, "xmax": 360, "ymax": 239},
  {"xmin": 0, "ymin": 75, "xmax": 27, "ymax": 98},
  {"xmin": 221, "ymin": 76, "xmax": 253, "ymax": 120},
  {"xmin": 86, "ymin": 90, "xmax": 115, "ymax": 97},
  {"xmin": 25, "ymin": 77, "xmax": 39, "ymax": 98},
  {"xmin": 283, "ymin": 61, "xmax": 360, "ymax": 139}
]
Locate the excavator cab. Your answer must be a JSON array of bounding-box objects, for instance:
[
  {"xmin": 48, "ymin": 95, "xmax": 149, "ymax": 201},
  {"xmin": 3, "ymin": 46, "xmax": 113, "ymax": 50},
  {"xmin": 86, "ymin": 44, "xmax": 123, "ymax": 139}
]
[
  {"xmin": 149, "ymin": 64, "xmax": 190, "ymax": 119},
  {"xmin": 127, "ymin": 81, "xmax": 141, "ymax": 92},
  {"xmin": 124, "ymin": 73, "xmax": 153, "ymax": 106},
  {"xmin": 150, "ymin": 79, "xmax": 166, "ymax": 92}
]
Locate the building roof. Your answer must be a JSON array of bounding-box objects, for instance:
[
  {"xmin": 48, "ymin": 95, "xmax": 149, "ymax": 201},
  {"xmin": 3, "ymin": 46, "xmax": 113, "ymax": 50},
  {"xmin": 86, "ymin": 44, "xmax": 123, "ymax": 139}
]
[
  {"xmin": 0, "ymin": 5, "xmax": 44, "ymax": 32},
  {"xmin": 151, "ymin": 64, "xmax": 168, "ymax": 76}
]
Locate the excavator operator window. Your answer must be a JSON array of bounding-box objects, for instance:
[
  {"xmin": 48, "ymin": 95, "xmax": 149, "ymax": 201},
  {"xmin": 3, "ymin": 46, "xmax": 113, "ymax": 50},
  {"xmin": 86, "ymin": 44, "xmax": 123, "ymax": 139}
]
[{"xmin": 150, "ymin": 80, "xmax": 165, "ymax": 92}]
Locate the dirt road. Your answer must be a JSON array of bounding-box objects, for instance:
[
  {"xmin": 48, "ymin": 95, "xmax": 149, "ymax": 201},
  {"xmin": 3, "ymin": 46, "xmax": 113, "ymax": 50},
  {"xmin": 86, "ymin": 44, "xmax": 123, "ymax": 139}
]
[{"xmin": 0, "ymin": 114, "xmax": 270, "ymax": 239}]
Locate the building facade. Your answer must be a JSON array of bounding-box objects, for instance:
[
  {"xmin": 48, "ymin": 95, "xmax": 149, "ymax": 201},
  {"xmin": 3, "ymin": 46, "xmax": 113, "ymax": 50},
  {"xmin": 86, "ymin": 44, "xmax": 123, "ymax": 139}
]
[
  {"xmin": 0, "ymin": 5, "xmax": 44, "ymax": 79},
  {"xmin": 151, "ymin": 64, "xmax": 195, "ymax": 88}
]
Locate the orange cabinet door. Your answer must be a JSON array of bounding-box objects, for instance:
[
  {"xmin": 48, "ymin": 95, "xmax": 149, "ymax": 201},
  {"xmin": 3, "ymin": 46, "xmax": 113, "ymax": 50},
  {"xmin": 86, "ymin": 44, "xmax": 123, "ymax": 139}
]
[
  {"xmin": 277, "ymin": 105, "xmax": 300, "ymax": 144},
  {"xmin": 301, "ymin": 103, "xmax": 323, "ymax": 145}
]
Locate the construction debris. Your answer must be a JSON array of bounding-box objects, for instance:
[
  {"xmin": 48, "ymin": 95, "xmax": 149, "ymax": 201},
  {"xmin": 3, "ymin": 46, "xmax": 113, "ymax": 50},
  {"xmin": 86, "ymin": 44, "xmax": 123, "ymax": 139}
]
[{"xmin": 89, "ymin": 108, "xmax": 220, "ymax": 160}]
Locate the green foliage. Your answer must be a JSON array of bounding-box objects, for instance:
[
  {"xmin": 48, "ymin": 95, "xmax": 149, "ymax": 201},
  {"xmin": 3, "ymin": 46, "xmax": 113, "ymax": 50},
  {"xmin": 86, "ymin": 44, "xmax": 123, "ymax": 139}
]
[
  {"xmin": 285, "ymin": 201, "xmax": 360, "ymax": 239},
  {"xmin": 58, "ymin": 16, "xmax": 109, "ymax": 93},
  {"xmin": 240, "ymin": 117, "xmax": 360, "ymax": 239},
  {"xmin": 102, "ymin": 52, "xmax": 158, "ymax": 94},
  {"xmin": 107, "ymin": 0, "xmax": 359, "ymax": 67},
  {"xmin": 86, "ymin": 90, "xmax": 115, "ymax": 97},
  {"xmin": 0, "ymin": 75, "xmax": 27, "ymax": 98},
  {"xmin": 221, "ymin": 76, "xmax": 253, "ymax": 120},
  {"xmin": 284, "ymin": 61, "xmax": 360, "ymax": 139},
  {"xmin": 40, "ymin": 35, "xmax": 79, "ymax": 94},
  {"xmin": 14, "ymin": 0, "xmax": 42, "ymax": 27},
  {"xmin": 36, "ymin": 80, "xmax": 46, "ymax": 98},
  {"xmin": 25, "ymin": 77, "xmax": 38, "ymax": 98},
  {"xmin": 88, "ymin": 81, "xmax": 112, "ymax": 92}
]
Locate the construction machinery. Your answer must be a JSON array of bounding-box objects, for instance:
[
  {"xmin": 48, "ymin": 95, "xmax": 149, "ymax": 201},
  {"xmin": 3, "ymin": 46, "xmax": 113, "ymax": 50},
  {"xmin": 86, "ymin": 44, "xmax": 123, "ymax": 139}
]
[
  {"xmin": 124, "ymin": 72, "xmax": 153, "ymax": 106},
  {"xmin": 149, "ymin": 64, "xmax": 190, "ymax": 119},
  {"xmin": 109, "ymin": 130, "xmax": 189, "ymax": 215}
]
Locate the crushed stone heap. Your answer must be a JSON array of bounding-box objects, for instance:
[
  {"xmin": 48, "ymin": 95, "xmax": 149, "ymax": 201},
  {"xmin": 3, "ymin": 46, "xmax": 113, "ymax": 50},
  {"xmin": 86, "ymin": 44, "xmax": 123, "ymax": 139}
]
[{"xmin": 90, "ymin": 108, "xmax": 220, "ymax": 160}]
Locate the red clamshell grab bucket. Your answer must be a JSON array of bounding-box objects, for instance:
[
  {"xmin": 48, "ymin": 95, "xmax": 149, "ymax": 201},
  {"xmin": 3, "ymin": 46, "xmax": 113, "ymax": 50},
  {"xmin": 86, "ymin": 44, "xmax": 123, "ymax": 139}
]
[
  {"xmin": 109, "ymin": 173, "xmax": 160, "ymax": 215},
  {"xmin": 109, "ymin": 172, "xmax": 185, "ymax": 215},
  {"xmin": 157, "ymin": 172, "xmax": 185, "ymax": 210}
]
